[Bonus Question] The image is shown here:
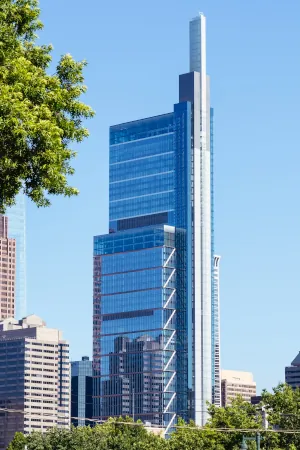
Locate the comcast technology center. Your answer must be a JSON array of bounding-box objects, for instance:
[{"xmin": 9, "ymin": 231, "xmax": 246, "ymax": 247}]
[{"xmin": 93, "ymin": 14, "xmax": 218, "ymax": 433}]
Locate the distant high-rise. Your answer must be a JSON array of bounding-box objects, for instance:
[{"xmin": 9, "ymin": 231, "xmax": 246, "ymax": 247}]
[
  {"xmin": 212, "ymin": 256, "xmax": 221, "ymax": 407},
  {"xmin": 285, "ymin": 351, "xmax": 300, "ymax": 389},
  {"xmin": 93, "ymin": 13, "xmax": 215, "ymax": 432},
  {"xmin": 0, "ymin": 216, "xmax": 16, "ymax": 319},
  {"xmin": 221, "ymin": 370, "xmax": 256, "ymax": 406},
  {"xmin": 6, "ymin": 193, "xmax": 26, "ymax": 318},
  {"xmin": 71, "ymin": 356, "xmax": 93, "ymax": 426},
  {"xmin": 0, "ymin": 315, "xmax": 70, "ymax": 449}
]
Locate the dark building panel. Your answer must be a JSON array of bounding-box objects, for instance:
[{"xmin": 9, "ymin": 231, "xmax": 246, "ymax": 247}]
[{"xmin": 71, "ymin": 357, "xmax": 93, "ymax": 427}]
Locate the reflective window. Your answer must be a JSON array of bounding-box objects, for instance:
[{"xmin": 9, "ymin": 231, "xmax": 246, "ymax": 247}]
[
  {"xmin": 110, "ymin": 114, "xmax": 174, "ymax": 145},
  {"xmin": 110, "ymin": 172, "xmax": 174, "ymax": 202},
  {"xmin": 101, "ymin": 309, "xmax": 163, "ymax": 335},
  {"xmin": 101, "ymin": 247, "xmax": 164, "ymax": 274},
  {"xmin": 110, "ymin": 133, "xmax": 173, "ymax": 163},
  {"xmin": 93, "ymin": 111, "xmax": 184, "ymax": 428},
  {"xmin": 100, "ymin": 289, "xmax": 165, "ymax": 314},
  {"xmin": 94, "ymin": 227, "xmax": 175, "ymax": 256}
]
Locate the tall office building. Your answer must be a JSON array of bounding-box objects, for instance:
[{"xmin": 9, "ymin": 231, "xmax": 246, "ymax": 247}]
[
  {"xmin": 285, "ymin": 351, "xmax": 300, "ymax": 389},
  {"xmin": 93, "ymin": 13, "xmax": 214, "ymax": 432},
  {"xmin": 221, "ymin": 370, "xmax": 256, "ymax": 407},
  {"xmin": 0, "ymin": 315, "xmax": 70, "ymax": 449},
  {"xmin": 0, "ymin": 216, "xmax": 16, "ymax": 319},
  {"xmin": 71, "ymin": 356, "xmax": 93, "ymax": 426},
  {"xmin": 212, "ymin": 256, "xmax": 221, "ymax": 407},
  {"xmin": 6, "ymin": 192, "xmax": 26, "ymax": 318}
]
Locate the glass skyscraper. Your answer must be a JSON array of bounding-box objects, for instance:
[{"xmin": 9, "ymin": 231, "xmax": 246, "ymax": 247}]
[
  {"xmin": 6, "ymin": 193, "xmax": 26, "ymax": 319},
  {"xmin": 93, "ymin": 13, "xmax": 218, "ymax": 433}
]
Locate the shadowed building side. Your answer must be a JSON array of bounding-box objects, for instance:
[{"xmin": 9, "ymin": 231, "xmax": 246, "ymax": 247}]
[
  {"xmin": 71, "ymin": 356, "xmax": 93, "ymax": 426},
  {"xmin": 285, "ymin": 351, "xmax": 300, "ymax": 389}
]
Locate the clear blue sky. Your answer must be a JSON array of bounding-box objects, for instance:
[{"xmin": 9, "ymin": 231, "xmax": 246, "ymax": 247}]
[{"xmin": 27, "ymin": 0, "xmax": 300, "ymax": 394}]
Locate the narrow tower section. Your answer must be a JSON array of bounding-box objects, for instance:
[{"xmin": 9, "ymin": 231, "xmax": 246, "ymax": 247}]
[
  {"xmin": 189, "ymin": 13, "xmax": 212, "ymax": 426},
  {"xmin": 212, "ymin": 255, "xmax": 221, "ymax": 407}
]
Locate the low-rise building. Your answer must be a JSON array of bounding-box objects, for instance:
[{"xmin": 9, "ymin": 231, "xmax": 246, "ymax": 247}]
[
  {"xmin": 285, "ymin": 351, "xmax": 300, "ymax": 389},
  {"xmin": 0, "ymin": 315, "xmax": 70, "ymax": 449},
  {"xmin": 221, "ymin": 370, "xmax": 256, "ymax": 406}
]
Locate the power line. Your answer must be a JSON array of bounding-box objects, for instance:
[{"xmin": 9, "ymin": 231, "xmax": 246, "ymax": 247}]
[
  {"xmin": 2, "ymin": 406, "xmax": 300, "ymax": 434},
  {"xmin": 175, "ymin": 427, "xmax": 300, "ymax": 435}
]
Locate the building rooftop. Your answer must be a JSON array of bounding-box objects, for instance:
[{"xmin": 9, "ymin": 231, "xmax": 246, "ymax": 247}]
[
  {"xmin": 291, "ymin": 351, "xmax": 300, "ymax": 367},
  {"xmin": 0, "ymin": 314, "xmax": 46, "ymax": 331},
  {"xmin": 221, "ymin": 370, "xmax": 256, "ymax": 384}
]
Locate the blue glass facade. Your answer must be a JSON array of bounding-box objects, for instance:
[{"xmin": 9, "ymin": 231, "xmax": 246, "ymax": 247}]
[
  {"xmin": 71, "ymin": 357, "xmax": 93, "ymax": 426},
  {"xmin": 0, "ymin": 339, "xmax": 25, "ymax": 448},
  {"xmin": 94, "ymin": 101, "xmax": 196, "ymax": 431},
  {"xmin": 109, "ymin": 115, "xmax": 175, "ymax": 232},
  {"xmin": 6, "ymin": 193, "xmax": 26, "ymax": 319},
  {"xmin": 94, "ymin": 225, "xmax": 177, "ymax": 428},
  {"xmin": 94, "ymin": 13, "xmax": 216, "ymax": 433}
]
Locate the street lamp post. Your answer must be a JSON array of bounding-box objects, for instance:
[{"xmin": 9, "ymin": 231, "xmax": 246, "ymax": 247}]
[
  {"xmin": 240, "ymin": 436, "xmax": 248, "ymax": 450},
  {"xmin": 240, "ymin": 433, "xmax": 261, "ymax": 450},
  {"xmin": 256, "ymin": 433, "xmax": 261, "ymax": 450}
]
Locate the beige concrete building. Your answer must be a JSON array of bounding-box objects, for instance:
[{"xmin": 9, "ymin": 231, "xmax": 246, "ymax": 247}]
[
  {"xmin": 0, "ymin": 315, "xmax": 70, "ymax": 449},
  {"xmin": 221, "ymin": 370, "xmax": 256, "ymax": 406},
  {"xmin": 0, "ymin": 216, "xmax": 16, "ymax": 319}
]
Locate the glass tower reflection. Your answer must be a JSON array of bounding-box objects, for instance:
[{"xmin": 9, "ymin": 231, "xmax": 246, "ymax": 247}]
[
  {"xmin": 93, "ymin": 13, "xmax": 216, "ymax": 433},
  {"xmin": 94, "ymin": 226, "xmax": 177, "ymax": 430}
]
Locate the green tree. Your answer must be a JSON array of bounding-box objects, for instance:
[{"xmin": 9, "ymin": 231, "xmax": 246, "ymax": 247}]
[
  {"xmin": 0, "ymin": 0, "xmax": 94, "ymax": 212},
  {"xmin": 169, "ymin": 399, "xmax": 260, "ymax": 450},
  {"xmin": 169, "ymin": 417, "xmax": 225, "ymax": 450},
  {"xmin": 207, "ymin": 396, "xmax": 261, "ymax": 450},
  {"xmin": 170, "ymin": 386, "xmax": 300, "ymax": 450},
  {"xmin": 7, "ymin": 432, "xmax": 27, "ymax": 450},
  {"xmin": 261, "ymin": 383, "xmax": 300, "ymax": 449},
  {"xmin": 10, "ymin": 386, "xmax": 300, "ymax": 450},
  {"xmin": 8, "ymin": 418, "xmax": 168, "ymax": 450}
]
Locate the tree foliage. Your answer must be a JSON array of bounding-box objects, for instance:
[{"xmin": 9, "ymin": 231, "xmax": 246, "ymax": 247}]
[
  {"xmin": 8, "ymin": 385, "xmax": 300, "ymax": 450},
  {"xmin": 0, "ymin": 0, "xmax": 94, "ymax": 212},
  {"xmin": 8, "ymin": 417, "xmax": 168, "ymax": 450},
  {"xmin": 169, "ymin": 399, "xmax": 260, "ymax": 450},
  {"xmin": 169, "ymin": 385, "xmax": 300, "ymax": 450},
  {"xmin": 261, "ymin": 383, "xmax": 300, "ymax": 449}
]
